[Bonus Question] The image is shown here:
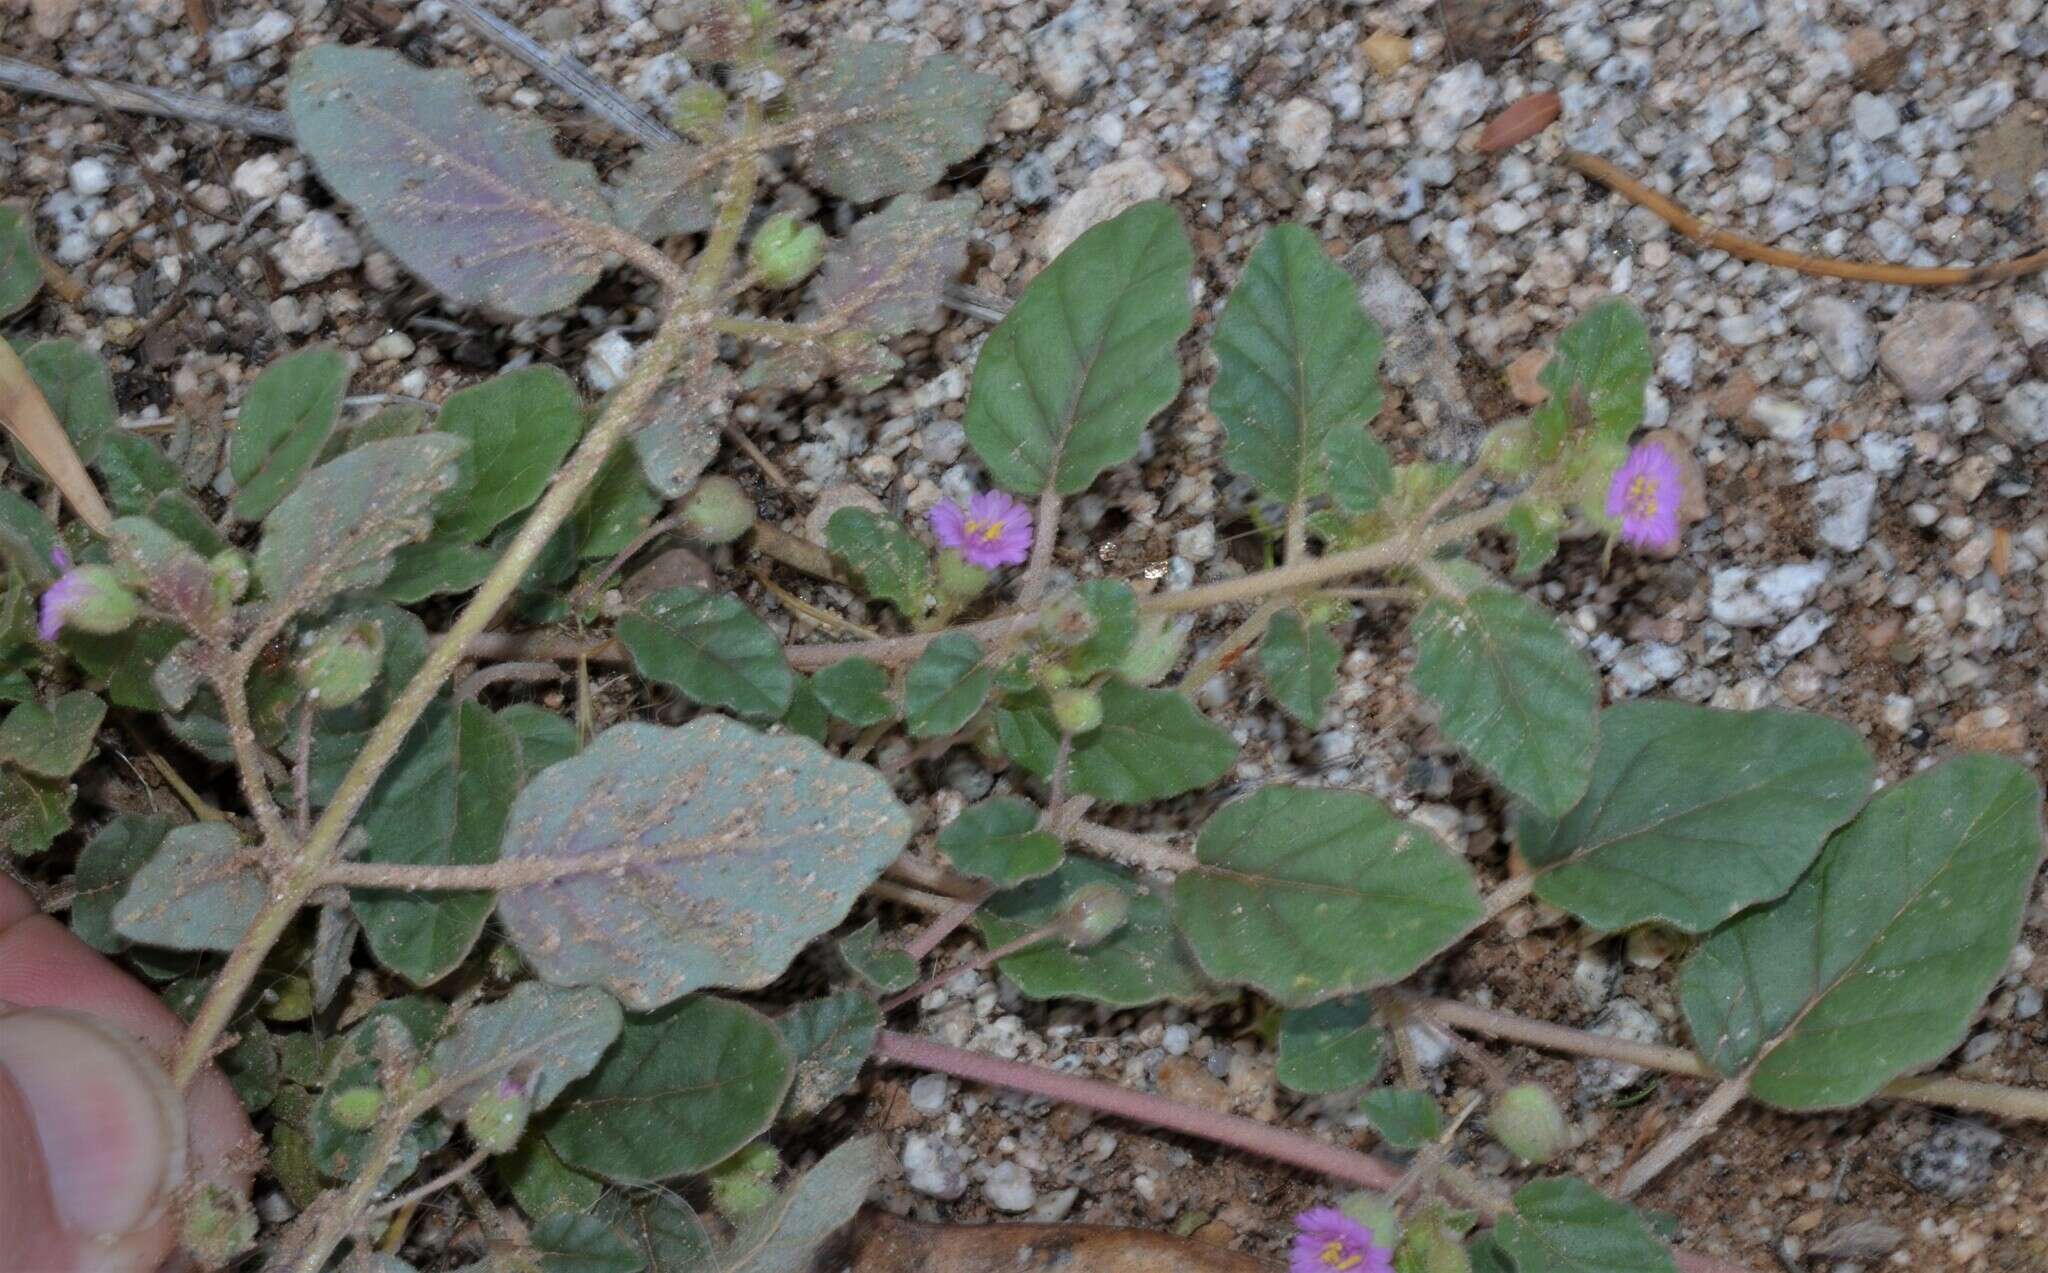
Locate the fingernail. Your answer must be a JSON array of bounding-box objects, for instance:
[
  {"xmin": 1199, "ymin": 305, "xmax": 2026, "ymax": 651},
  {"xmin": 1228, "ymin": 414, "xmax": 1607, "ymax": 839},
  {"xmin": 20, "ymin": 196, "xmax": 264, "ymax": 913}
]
[{"xmin": 0, "ymin": 1009, "xmax": 186, "ymax": 1238}]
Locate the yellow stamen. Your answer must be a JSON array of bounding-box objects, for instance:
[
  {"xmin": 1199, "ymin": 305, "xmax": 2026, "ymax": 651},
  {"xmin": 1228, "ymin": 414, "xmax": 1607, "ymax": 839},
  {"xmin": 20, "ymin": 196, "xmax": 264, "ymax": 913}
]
[
  {"xmin": 964, "ymin": 517, "xmax": 1006, "ymax": 543},
  {"xmin": 1624, "ymin": 473, "xmax": 1660, "ymax": 520},
  {"xmin": 1320, "ymin": 1240, "xmax": 1364, "ymax": 1270}
]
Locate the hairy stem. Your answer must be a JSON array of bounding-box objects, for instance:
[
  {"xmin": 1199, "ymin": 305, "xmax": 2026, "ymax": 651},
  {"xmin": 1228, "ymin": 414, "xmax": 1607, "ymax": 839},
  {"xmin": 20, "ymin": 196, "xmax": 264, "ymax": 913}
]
[
  {"xmin": 1617, "ymin": 1076, "xmax": 1749, "ymax": 1198},
  {"xmin": 903, "ymin": 891, "xmax": 991, "ymax": 962},
  {"xmin": 1061, "ymin": 819, "xmax": 1198, "ymax": 874},
  {"xmin": 1400, "ymin": 993, "xmax": 2048, "ymax": 1121},
  {"xmin": 882, "ymin": 925, "xmax": 1053, "ymax": 1011},
  {"xmin": 1013, "ymin": 486, "xmax": 1063, "ymax": 608},
  {"xmin": 171, "ymin": 304, "xmax": 709, "ymax": 1090},
  {"xmin": 321, "ymin": 819, "xmax": 748, "ymax": 891},
  {"xmin": 213, "ymin": 661, "xmax": 292, "ymax": 853},
  {"xmin": 1174, "ymin": 597, "xmax": 1286, "ymax": 699}
]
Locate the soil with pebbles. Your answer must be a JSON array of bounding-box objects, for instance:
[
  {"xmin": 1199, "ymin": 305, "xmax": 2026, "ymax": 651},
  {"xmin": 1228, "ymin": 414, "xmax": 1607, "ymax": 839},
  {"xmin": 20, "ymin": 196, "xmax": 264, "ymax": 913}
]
[{"xmin": 3, "ymin": 0, "xmax": 2047, "ymax": 1268}]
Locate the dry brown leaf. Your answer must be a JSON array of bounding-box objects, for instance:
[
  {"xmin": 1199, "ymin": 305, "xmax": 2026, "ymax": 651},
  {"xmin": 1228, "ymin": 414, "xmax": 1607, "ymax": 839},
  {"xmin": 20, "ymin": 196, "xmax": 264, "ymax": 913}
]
[
  {"xmin": 0, "ymin": 337, "xmax": 113, "ymax": 534},
  {"xmin": 846, "ymin": 1208, "xmax": 1279, "ymax": 1272}
]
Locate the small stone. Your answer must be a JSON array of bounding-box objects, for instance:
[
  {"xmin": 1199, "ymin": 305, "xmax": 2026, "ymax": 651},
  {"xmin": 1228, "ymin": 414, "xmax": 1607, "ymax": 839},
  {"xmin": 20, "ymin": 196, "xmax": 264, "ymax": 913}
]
[
  {"xmin": 982, "ymin": 1161, "xmax": 1036, "ymax": 1213},
  {"xmin": 1575, "ymin": 999, "xmax": 1663, "ymax": 1105},
  {"xmin": 1994, "ymin": 381, "xmax": 2048, "ymax": 445},
  {"xmin": 1362, "ymin": 31, "xmax": 1410, "ymax": 75},
  {"xmin": 1949, "ymin": 81, "xmax": 2015, "ymax": 131},
  {"xmin": 908, "ymin": 1074, "xmax": 949, "ymax": 1115},
  {"xmin": 1714, "ymin": 0, "xmax": 1762, "ymax": 37},
  {"xmin": 1011, "ymin": 154, "xmax": 1057, "ymax": 206},
  {"xmin": 1162, "ymin": 1024, "xmax": 1192, "ymax": 1056},
  {"xmin": 1416, "ymin": 64, "xmax": 1495, "ymax": 152},
  {"xmin": 1273, "ymin": 97, "xmax": 1334, "ymax": 171},
  {"xmin": 232, "ymin": 155, "xmax": 290, "ymax": 201},
  {"xmin": 67, "ymin": 157, "xmax": 113, "ymax": 197},
  {"xmin": 901, "ymin": 1134, "xmax": 967, "ymax": 1199},
  {"xmin": 1878, "ymin": 303, "xmax": 1998, "ymax": 403},
  {"xmin": 1039, "ymin": 158, "xmax": 1166, "ymax": 258},
  {"xmin": 1850, "ymin": 92, "xmax": 1900, "ymax": 141},
  {"xmin": 274, "ymin": 211, "xmax": 362, "ymax": 288},
  {"xmin": 1710, "ymin": 562, "xmax": 1826, "ymax": 628},
  {"xmin": 1505, "ymin": 350, "xmax": 1549, "ymax": 405},
  {"xmin": 1898, "ymin": 1123, "xmax": 2002, "ymax": 1199},
  {"xmin": 583, "ymin": 330, "xmax": 638, "ymax": 392},
  {"xmin": 366, "ymin": 332, "xmax": 414, "ymax": 362},
  {"xmin": 1812, "ymin": 472, "xmax": 1878, "ymax": 552},
  {"xmin": 1798, "ymin": 296, "xmax": 1877, "ymax": 381},
  {"xmin": 1155, "ymin": 1056, "xmax": 1232, "ymax": 1114},
  {"xmin": 996, "ymin": 91, "xmax": 1043, "ymax": 133},
  {"xmin": 1030, "ymin": 7, "xmax": 1105, "ymax": 103},
  {"xmin": 1749, "ymin": 395, "xmax": 1815, "ymax": 443}
]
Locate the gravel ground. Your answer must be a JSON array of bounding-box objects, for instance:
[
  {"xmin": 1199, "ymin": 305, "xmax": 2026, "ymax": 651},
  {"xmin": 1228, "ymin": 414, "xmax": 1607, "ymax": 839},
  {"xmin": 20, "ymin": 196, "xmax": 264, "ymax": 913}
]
[{"xmin": 4, "ymin": 0, "xmax": 2047, "ymax": 1268}]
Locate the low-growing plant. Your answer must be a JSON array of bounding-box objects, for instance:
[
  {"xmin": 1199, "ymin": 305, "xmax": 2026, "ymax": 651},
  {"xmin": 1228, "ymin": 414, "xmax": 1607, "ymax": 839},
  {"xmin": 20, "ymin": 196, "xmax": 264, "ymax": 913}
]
[{"xmin": 2, "ymin": 9, "xmax": 2043, "ymax": 1272}]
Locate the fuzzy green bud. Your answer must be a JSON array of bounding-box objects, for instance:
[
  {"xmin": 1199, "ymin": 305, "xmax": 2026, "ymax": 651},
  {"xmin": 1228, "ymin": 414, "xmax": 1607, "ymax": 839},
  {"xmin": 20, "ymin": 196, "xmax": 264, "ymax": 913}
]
[
  {"xmin": 1398, "ymin": 1223, "xmax": 1471, "ymax": 1273},
  {"xmin": 465, "ymin": 1086, "xmax": 531, "ymax": 1154},
  {"xmin": 1036, "ymin": 592, "xmax": 1097, "ymax": 648},
  {"xmin": 679, "ymin": 474, "xmax": 756, "ymax": 544},
  {"xmin": 41, "ymin": 564, "xmax": 139, "ymax": 637},
  {"xmin": 208, "ymin": 548, "xmax": 251, "ymax": 607},
  {"xmin": 179, "ymin": 1183, "xmax": 258, "ymax": 1266},
  {"xmin": 1489, "ymin": 1082, "xmax": 1569, "ymax": 1165},
  {"xmin": 1337, "ymin": 1192, "xmax": 1402, "ymax": 1250},
  {"xmin": 1113, "ymin": 614, "xmax": 1188, "ymax": 686},
  {"xmin": 1479, "ymin": 419, "xmax": 1538, "ymax": 479},
  {"xmin": 1037, "ymin": 662, "xmax": 1075, "ymax": 692},
  {"xmin": 1050, "ymin": 686, "xmax": 1103, "ymax": 736},
  {"xmin": 1055, "ymin": 882, "xmax": 1130, "ymax": 948},
  {"xmin": 709, "ymin": 1142, "xmax": 781, "ymax": 1220},
  {"xmin": 294, "ymin": 618, "xmax": 384, "ymax": 709},
  {"xmin": 669, "ymin": 82, "xmax": 728, "ymax": 141},
  {"xmin": 328, "ymin": 1085, "xmax": 383, "ymax": 1131},
  {"xmin": 749, "ymin": 213, "xmax": 825, "ymax": 288},
  {"xmin": 935, "ymin": 548, "xmax": 991, "ymax": 604}
]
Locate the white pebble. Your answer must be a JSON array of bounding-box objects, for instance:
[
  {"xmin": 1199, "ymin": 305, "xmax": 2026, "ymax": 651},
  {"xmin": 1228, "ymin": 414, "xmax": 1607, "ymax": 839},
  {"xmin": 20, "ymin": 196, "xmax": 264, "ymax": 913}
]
[{"xmin": 67, "ymin": 158, "xmax": 113, "ymax": 197}]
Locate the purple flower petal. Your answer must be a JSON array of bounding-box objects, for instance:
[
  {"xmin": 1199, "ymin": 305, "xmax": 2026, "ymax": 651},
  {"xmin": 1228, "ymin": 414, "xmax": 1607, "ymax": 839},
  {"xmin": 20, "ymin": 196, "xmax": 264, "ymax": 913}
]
[
  {"xmin": 1606, "ymin": 440, "xmax": 1685, "ymax": 553},
  {"xmin": 1291, "ymin": 1207, "xmax": 1394, "ymax": 1273},
  {"xmin": 37, "ymin": 572, "xmax": 84, "ymax": 641},
  {"xmin": 929, "ymin": 501, "xmax": 969, "ymax": 551},
  {"xmin": 930, "ymin": 489, "xmax": 1034, "ymax": 570}
]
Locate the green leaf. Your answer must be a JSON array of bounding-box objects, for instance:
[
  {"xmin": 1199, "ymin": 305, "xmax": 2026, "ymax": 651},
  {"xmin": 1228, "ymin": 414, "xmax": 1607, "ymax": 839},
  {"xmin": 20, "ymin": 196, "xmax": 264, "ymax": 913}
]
[
  {"xmin": 618, "ymin": 586, "xmax": 795, "ymax": 720},
  {"xmin": 811, "ymin": 658, "xmax": 894, "ymax": 727},
  {"xmin": 1680, "ymin": 754, "xmax": 2043, "ymax": 1110},
  {"xmin": 978, "ymin": 858, "xmax": 1208, "ymax": 1007},
  {"xmin": 1066, "ymin": 580, "xmax": 1138, "ymax": 676},
  {"xmin": 72, "ymin": 815, "xmax": 173, "ymax": 952},
  {"xmin": 799, "ymin": 41, "xmax": 1006, "ymax": 203},
  {"xmin": 0, "ymin": 206, "xmax": 41, "ymax": 319},
  {"xmin": 814, "ymin": 195, "xmax": 979, "ymax": 337},
  {"xmin": 431, "ymin": 982, "xmax": 623, "ymax": 1121},
  {"xmin": 1361, "ymin": 1088, "xmax": 1441, "ymax": 1150},
  {"xmin": 1174, "ymin": 787, "xmax": 1482, "ymax": 1005},
  {"xmin": 714, "ymin": 1135, "xmax": 885, "ymax": 1272},
  {"xmin": 595, "ymin": 1193, "xmax": 713, "ymax": 1270},
  {"xmin": 607, "ymin": 144, "xmax": 716, "ymax": 240},
  {"xmin": 780, "ymin": 677, "xmax": 829, "ymax": 743},
  {"xmin": 1325, "ymin": 425, "xmax": 1394, "ymax": 515},
  {"xmin": 825, "ymin": 508, "xmax": 932, "ymax": 620},
  {"xmin": 1068, "ymin": 680, "xmax": 1236, "ymax": 804},
  {"xmin": 254, "ymin": 433, "xmax": 469, "ymax": 608},
  {"xmin": 903, "ymin": 633, "xmax": 992, "ymax": 738},
  {"xmin": 164, "ymin": 977, "xmax": 278, "ymax": 1114},
  {"xmin": 1528, "ymin": 300, "xmax": 1653, "ymax": 459},
  {"xmin": 146, "ymin": 491, "xmax": 227, "ymax": 556},
  {"xmin": 1494, "ymin": 1179, "xmax": 1676, "ymax": 1273},
  {"xmin": 352, "ymin": 701, "xmax": 524, "ymax": 984},
  {"xmin": 229, "ymin": 346, "xmax": 349, "ymax": 521},
  {"xmin": 991, "ymin": 690, "xmax": 1060, "ymax": 778},
  {"xmin": 0, "ymin": 769, "xmax": 71, "ymax": 857},
  {"xmin": 777, "ymin": 991, "xmax": 881, "ymax": 1120},
  {"xmin": 1211, "ymin": 224, "xmax": 1384, "ymax": 504},
  {"xmin": 1518, "ymin": 703, "xmax": 1876, "ymax": 933},
  {"xmin": 379, "ymin": 538, "xmax": 495, "ymax": 603},
  {"xmin": 19, "ymin": 339, "xmax": 115, "ymax": 466},
  {"xmin": 547, "ymin": 996, "xmax": 792, "ymax": 1184},
  {"xmin": 435, "ymin": 366, "xmax": 583, "ymax": 542},
  {"xmin": 531, "ymin": 1213, "xmax": 644, "ymax": 1273},
  {"xmin": 0, "ymin": 690, "xmax": 105, "ymax": 778},
  {"xmin": 1257, "ymin": 609, "xmax": 1340, "ymax": 726},
  {"xmin": 496, "ymin": 719, "xmax": 911, "ymax": 1010},
  {"xmin": 1504, "ymin": 503, "xmax": 1562, "ymax": 577},
  {"xmin": 837, "ymin": 920, "xmax": 917, "ymax": 994},
  {"xmin": 630, "ymin": 376, "xmax": 723, "ymax": 500},
  {"xmin": 938, "ymin": 796, "xmax": 1062, "ymax": 886},
  {"xmin": 288, "ymin": 45, "xmax": 610, "ymax": 316},
  {"xmin": 502, "ymin": 1138, "xmax": 604, "ymax": 1219},
  {"xmin": 1277, "ymin": 996, "xmax": 1386, "ymax": 1094},
  {"xmin": 0, "ymin": 489, "xmax": 60, "ymax": 587},
  {"xmin": 1468, "ymin": 1235, "xmax": 1515, "ymax": 1273},
  {"xmin": 111, "ymin": 823, "xmax": 263, "ymax": 951},
  {"xmin": 97, "ymin": 433, "xmax": 183, "ymax": 516},
  {"xmin": 963, "ymin": 202, "xmax": 1193, "ymax": 497},
  {"xmin": 501, "ymin": 703, "xmax": 582, "ymax": 774},
  {"xmin": 573, "ymin": 448, "xmax": 661, "ymax": 560},
  {"xmin": 1410, "ymin": 587, "xmax": 1597, "ymax": 819}
]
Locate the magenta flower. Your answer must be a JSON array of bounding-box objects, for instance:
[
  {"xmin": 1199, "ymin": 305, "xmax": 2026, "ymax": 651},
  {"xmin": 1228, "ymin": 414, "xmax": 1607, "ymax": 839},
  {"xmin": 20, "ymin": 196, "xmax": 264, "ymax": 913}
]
[
  {"xmin": 37, "ymin": 546, "xmax": 140, "ymax": 641},
  {"xmin": 1291, "ymin": 1208, "xmax": 1395, "ymax": 1273},
  {"xmin": 36, "ymin": 547, "xmax": 75, "ymax": 641},
  {"xmin": 929, "ymin": 489, "xmax": 1033, "ymax": 569},
  {"xmin": 1605, "ymin": 440, "xmax": 1684, "ymax": 552}
]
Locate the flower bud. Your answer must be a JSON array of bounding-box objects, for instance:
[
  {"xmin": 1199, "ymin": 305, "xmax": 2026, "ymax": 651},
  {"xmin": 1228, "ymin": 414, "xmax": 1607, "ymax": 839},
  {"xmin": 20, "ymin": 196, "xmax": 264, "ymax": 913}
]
[
  {"xmin": 679, "ymin": 474, "xmax": 756, "ymax": 544},
  {"xmin": 1035, "ymin": 592, "xmax": 1096, "ymax": 648},
  {"xmin": 294, "ymin": 619, "xmax": 385, "ymax": 709},
  {"xmin": 749, "ymin": 213, "xmax": 825, "ymax": 288},
  {"xmin": 37, "ymin": 564, "xmax": 139, "ymax": 640},
  {"xmin": 328, "ymin": 1085, "xmax": 383, "ymax": 1131},
  {"xmin": 1489, "ymin": 1082, "xmax": 1569, "ymax": 1165},
  {"xmin": 179, "ymin": 1183, "xmax": 257, "ymax": 1266},
  {"xmin": 1479, "ymin": 419, "xmax": 1537, "ymax": 478},
  {"xmin": 1336, "ymin": 1192, "xmax": 1402, "ymax": 1250},
  {"xmin": 1113, "ymin": 615, "xmax": 1188, "ymax": 686},
  {"xmin": 935, "ymin": 547, "xmax": 991, "ymax": 605},
  {"xmin": 710, "ymin": 1142, "xmax": 781, "ymax": 1220},
  {"xmin": 1054, "ymin": 882, "xmax": 1130, "ymax": 948},
  {"xmin": 1050, "ymin": 686, "xmax": 1103, "ymax": 736},
  {"xmin": 669, "ymin": 82, "xmax": 728, "ymax": 141},
  {"xmin": 1400, "ymin": 1223, "xmax": 1472, "ymax": 1273},
  {"xmin": 209, "ymin": 548, "xmax": 251, "ymax": 607},
  {"xmin": 465, "ymin": 1084, "xmax": 531, "ymax": 1154}
]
